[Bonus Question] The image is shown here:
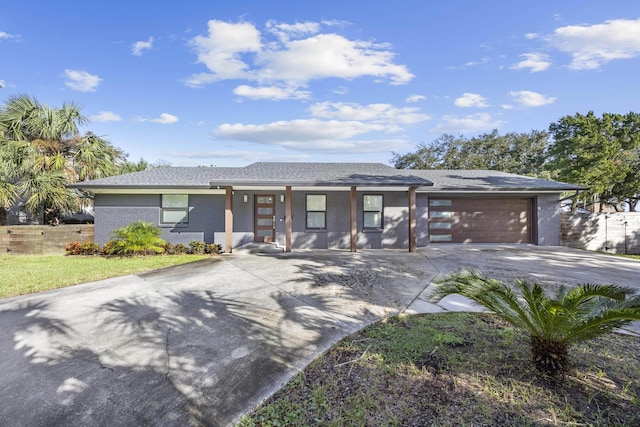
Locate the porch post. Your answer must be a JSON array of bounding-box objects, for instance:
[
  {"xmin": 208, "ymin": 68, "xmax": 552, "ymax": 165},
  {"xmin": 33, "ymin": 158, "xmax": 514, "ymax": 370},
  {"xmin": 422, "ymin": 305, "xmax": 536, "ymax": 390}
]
[
  {"xmin": 285, "ymin": 186, "xmax": 292, "ymax": 252},
  {"xmin": 350, "ymin": 186, "xmax": 357, "ymax": 252},
  {"xmin": 225, "ymin": 186, "xmax": 233, "ymax": 253},
  {"xmin": 408, "ymin": 186, "xmax": 417, "ymax": 252}
]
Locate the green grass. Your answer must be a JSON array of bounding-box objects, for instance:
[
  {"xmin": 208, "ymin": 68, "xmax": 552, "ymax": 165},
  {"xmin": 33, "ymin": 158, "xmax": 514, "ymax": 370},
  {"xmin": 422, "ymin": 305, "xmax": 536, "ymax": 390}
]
[
  {"xmin": 240, "ymin": 313, "xmax": 640, "ymax": 426},
  {"xmin": 0, "ymin": 254, "xmax": 210, "ymax": 299}
]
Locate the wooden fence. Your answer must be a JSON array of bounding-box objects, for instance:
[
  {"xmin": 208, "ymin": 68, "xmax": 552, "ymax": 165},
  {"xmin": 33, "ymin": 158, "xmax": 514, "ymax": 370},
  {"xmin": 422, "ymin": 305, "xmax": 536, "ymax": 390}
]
[
  {"xmin": 0, "ymin": 225, "xmax": 94, "ymax": 254},
  {"xmin": 561, "ymin": 212, "xmax": 640, "ymax": 255}
]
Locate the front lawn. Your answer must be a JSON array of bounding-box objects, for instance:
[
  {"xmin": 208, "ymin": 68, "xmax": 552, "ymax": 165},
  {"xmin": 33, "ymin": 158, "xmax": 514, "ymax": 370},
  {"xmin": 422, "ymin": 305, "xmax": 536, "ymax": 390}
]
[
  {"xmin": 0, "ymin": 254, "xmax": 210, "ymax": 299},
  {"xmin": 240, "ymin": 313, "xmax": 640, "ymax": 426}
]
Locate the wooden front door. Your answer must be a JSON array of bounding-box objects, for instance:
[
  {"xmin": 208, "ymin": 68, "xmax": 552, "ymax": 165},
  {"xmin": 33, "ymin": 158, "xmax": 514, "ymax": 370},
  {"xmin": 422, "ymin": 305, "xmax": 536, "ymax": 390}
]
[{"xmin": 254, "ymin": 195, "xmax": 275, "ymax": 243}]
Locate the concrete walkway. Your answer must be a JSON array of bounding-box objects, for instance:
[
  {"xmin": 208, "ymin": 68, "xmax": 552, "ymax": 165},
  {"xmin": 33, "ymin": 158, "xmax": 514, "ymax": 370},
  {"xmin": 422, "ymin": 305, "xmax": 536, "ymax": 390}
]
[{"xmin": 0, "ymin": 246, "xmax": 638, "ymax": 426}]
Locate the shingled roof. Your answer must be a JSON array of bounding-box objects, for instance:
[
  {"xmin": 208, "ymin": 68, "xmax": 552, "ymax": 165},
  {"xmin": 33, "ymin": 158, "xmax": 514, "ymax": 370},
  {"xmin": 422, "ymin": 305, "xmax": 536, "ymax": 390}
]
[
  {"xmin": 409, "ymin": 169, "xmax": 585, "ymax": 192},
  {"xmin": 70, "ymin": 162, "xmax": 433, "ymax": 189},
  {"xmin": 70, "ymin": 162, "xmax": 583, "ymax": 192}
]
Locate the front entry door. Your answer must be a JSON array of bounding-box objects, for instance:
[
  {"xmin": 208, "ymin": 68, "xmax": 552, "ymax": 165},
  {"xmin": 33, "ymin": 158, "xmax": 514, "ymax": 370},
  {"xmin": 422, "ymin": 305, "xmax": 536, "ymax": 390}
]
[{"xmin": 254, "ymin": 195, "xmax": 275, "ymax": 243}]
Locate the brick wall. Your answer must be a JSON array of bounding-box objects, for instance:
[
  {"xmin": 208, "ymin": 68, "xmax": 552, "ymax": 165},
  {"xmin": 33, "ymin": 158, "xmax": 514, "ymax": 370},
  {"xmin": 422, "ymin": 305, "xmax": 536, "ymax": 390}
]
[
  {"xmin": 0, "ymin": 225, "xmax": 94, "ymax": 254},
  {"xmin": 561, "ymin": 212, "xmax": 640, "ymax": 254}
]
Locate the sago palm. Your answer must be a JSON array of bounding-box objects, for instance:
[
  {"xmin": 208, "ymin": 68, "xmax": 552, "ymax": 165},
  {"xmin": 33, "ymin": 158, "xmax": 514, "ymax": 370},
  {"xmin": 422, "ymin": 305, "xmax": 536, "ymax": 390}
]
[{"xmin": 429, "ymin": 270, "xmax": 640, "ymax": 374}]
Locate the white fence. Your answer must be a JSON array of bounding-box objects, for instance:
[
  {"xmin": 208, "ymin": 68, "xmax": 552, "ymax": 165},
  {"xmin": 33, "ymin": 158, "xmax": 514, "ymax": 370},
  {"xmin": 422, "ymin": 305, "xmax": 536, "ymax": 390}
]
[{"xmin": 561, "ymin": 212, "xmax": 640, "ymax": 255}]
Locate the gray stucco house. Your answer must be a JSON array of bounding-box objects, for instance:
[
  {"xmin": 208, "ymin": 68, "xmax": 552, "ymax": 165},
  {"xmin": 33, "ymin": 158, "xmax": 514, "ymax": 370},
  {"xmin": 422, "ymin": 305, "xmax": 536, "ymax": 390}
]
[{"xmin": 70, "ymin": 162, "xmax": 582, "ymax": 253}]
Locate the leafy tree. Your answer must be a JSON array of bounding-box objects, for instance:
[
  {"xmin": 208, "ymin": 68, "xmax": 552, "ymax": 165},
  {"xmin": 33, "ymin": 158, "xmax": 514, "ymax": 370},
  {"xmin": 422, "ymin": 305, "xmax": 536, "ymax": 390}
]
[
  {"xmin": 392, "ymin": 130, "xmax": 550, "ymax": 177},
  {"xmin": 119, "ymin": 158, "xmax": 150, "ymax": 174},
  {"xmin": 0, "ymin": 94, "xmax": 136, "ymax": 224},
  {"xmin": 430, "ymin": 270, "xmax": 640, "ymax": 375},
  {"xmin": 547, "ymin": 111, "xmax": 640, "ymax": 211}
]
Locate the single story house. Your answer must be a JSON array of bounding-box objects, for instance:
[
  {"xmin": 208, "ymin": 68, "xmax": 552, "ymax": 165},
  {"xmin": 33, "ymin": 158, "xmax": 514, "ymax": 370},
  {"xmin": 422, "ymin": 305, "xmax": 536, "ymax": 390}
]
[{"xmin": 70, "ymin": 162, "xmax": 584, "ymax": 253}]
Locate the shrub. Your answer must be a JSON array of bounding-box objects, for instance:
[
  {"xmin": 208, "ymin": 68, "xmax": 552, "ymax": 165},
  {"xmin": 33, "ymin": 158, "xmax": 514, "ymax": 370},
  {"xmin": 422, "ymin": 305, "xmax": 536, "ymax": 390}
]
[
  {"xmin": 80, "ymin": 241, "xmax": 100, "ymax": 255},
  {"xmin": 100, "ymin": 240, "xmax": 120, "ymax": 256},
  {"xmin": 65, "ymin": 241, "xmax": 83, "ymax": 255},
  {"xmin": 66, "ymin": 241, "xmax": 101, "ymax": 255},
  {"xmin": 173, "ymin": 243, "xmax": 188, "ymax": 255},
  {"xmin": 106, "ymin": 221, "xmax": 167, "ymax": 256},
  {"xmin": 205, "ymin": 243, "xmax": 222, "ymax": 254},
  {"xmin": 430, "ymin": 270, "xmax": 640, "ymax": 375},
  {"xmin": 163, "ymin": 242, "xmax": 175, "ymax": 255},
  {"xmin": 189, "ymin": 240, "xmax": 205, "ymax": 254}
]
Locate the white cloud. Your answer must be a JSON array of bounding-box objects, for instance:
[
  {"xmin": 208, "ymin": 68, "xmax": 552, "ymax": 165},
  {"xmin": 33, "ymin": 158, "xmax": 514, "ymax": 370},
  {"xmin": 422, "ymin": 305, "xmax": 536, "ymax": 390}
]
[
  {"xmin": 89, "ymin": 111, "xmax": 122, "ymax": 122},
  {"xmin": 64, "ymin": 69, "xmax": 102, "ymax": 92},
  {"xmin": 548, "ymin": 18, "xmax": 640, "ymax": 70},
  {"xmin": 138, "ymin": 113, "xmax": 179, "ymax": 124},
  {"xmin": 265, "ymin": 20, "xmax": 320, "ymax": 41},
  {"xmin": 233, "ymin": 84, "xmax": 311, "ymax": 100},
  {"xmin": 0, "ymin": 31, "xmax": 14, "ymax": 40},
  {"xmin": 433, "ymin": 113, "xmax": 504, "ymax": 134},
  {"xmin": 464, "ymin": 57, "xmax": 490, "ymax": 67},
  {"xmin": 216, "ymin": 119, "xmax": 385, "ymax": 142},
  {"xmin": 525, "ymin": 33, "xmax": 539, "ymax": 40},
  {"xmin": 0, "ymin": 79, "xmax": 4, "ymax": 87},
  {"xmin": 406, "ymin": 94, "xmax": 426, "ymax": 103},
  {"xmin": 213, "ymin": 119, "xmax": 410, "ymax": 153},
  {"xmin": 132, "ymin": 36, "xmax": 154, "ymax": 56},
  {"xmin": 186, "ymin": 20, "xmax": 413, "ymax": 89},
  {"xmin": 508, "ymin": 90, "xmax": 556, "ymax": 107},
  {"xmin": 309, "ymin": 101, "xmax": 430, "ymax": 124},
  {"xmin": 454, "ymin": 93, "xmax": 488, "ymax": 108},
  {"xmin": 187, "ymin": 20, "xmax": 262, "ymax": 86},
  {"xmin": 510, "ymin": 53, "xmax": 551, "ymax": 72}
]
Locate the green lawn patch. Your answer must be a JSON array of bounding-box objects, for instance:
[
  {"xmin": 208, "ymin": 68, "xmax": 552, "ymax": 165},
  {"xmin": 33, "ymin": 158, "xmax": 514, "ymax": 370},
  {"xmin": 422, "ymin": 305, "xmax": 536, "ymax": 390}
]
[
  {"xmin": 0, "ymin": 254, "xmax": 210, "ymax": 299},
  {"xmin": 240, "ymin": 313, "xmax": 640, "ymax": 426}
]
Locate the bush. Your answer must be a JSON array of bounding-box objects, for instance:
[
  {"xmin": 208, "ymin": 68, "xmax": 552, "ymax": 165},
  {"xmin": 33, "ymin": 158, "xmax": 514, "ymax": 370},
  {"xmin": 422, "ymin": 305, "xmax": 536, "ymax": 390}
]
[
  {"xmin": 65, "ymin": 241, "xmax": 82, "ymax": 255},
  {"xmin": 430, "ymin": 270, "xmax": 640, "ymax": 374},
  {"xmin": 106, "ymin": 221, "xmax": 167, "ymax": 256},
  {"xmin": 189, "ymin": 241, "xmax": 205, "ymax": 254},
  {"xmin": 80, "ymin": 241, "xmax": 100, "ymax": 255},
  {"xmin": 65, "ymin": 241, "xmax": 100, "ymax": 255},
  {"xmin": 163, "ymin": 242, "xmax": 175, "ymax": 255},
  {"xmin": 205, "ymin": 243, "xmax": 222, "ymax": 254},
  {"xmin": 173, "ymin": 243, "xmax": 188, "ymax": 255}
]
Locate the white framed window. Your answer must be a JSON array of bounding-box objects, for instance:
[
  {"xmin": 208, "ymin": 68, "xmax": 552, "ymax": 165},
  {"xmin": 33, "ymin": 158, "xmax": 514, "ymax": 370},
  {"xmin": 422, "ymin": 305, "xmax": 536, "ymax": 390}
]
[
  {"xmin": 161, "ymin": 194, "xmax": 189, "ymax": 224},
  {"xmin": 363, "ymin": 194, "xmax": 383, "ymax": 229},
  {"xmin": 306, "ymin": 194, "xmax": 326, "ymax": 229}
]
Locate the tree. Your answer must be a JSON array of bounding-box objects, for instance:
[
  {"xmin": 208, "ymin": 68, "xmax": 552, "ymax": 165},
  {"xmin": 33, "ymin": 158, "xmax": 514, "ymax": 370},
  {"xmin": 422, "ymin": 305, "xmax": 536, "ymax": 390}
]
[
  {"xmin": 0, "ymin": 94, "xmax": 130, "ymax": 224},
  {"xmin": 547, "ymin": 111, "xmax": 640, "ymax": 211},
  {"xmin": 392, "ymin": 130, "xmax": 550, "ymax": 177},
  {"xmin": 430, "ymin": 270, "xmax": 640, "ymax": 375}
]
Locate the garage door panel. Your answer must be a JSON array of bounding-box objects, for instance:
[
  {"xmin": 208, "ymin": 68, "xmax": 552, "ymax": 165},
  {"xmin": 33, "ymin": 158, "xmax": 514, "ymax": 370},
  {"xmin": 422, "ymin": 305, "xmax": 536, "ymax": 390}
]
[{"xmin": 429, "ymin": 198, "xmax": 532, "ymax": 244}]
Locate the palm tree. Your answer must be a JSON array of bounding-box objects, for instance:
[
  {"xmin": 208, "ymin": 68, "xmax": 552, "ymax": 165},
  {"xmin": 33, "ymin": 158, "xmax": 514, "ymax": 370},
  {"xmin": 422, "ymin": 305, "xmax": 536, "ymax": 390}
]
[
  {"xmin": 0, "ymin": 94, "xmax": 129, "ymax": 223},
  {"xmin": 429, "ymin": 270, "xmax": 640, "ymax": 374}
]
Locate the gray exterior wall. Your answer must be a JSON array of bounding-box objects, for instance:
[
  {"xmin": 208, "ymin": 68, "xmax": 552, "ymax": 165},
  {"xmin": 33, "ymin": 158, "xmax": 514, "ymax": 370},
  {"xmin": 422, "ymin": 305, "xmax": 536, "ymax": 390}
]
[
  {"xmin": 94, "ymin": 190, "xmax": 563, "ymax": 250},
  {"xmin": 94, "ymin": 193, "xmax": 225, "ymax": 245},
  {"xmin": 536, "ymin": 194, "xmax": 561, "ymax": 246}
]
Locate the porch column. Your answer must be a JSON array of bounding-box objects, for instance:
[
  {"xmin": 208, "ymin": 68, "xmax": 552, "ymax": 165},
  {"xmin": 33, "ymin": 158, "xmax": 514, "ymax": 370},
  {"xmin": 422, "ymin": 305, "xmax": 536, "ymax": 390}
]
[
  {"xmin": 350, "ymin": 186, "xmax": 357, "ymax": 252},
  {"xmin": 225, "ymin": 186, "xmax": 233, "ymax": 253},
  {"xmin": 408, "ymin": 186, "xmax": 417, "ymax": 252},
  {"xmin": 285, "ymin": 186, "xmax": 292, "ymax": 252}
]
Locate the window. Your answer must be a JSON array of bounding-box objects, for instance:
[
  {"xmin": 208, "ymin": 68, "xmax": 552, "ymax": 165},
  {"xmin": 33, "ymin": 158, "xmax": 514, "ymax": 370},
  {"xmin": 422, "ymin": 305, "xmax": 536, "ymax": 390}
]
[
  {"xmin": 161, "ymin": 194, "xmax": 189, "ymax": 224},
  {"xmin": 363, "ymin": 194, "xmax": 383, "ymax": 229},
  {"xmin": 306, "ymin": 194, "xmax": 326, "ymax": 229},
  {"xmin": 429, "ymin": 199, "xmax": 452, "ymax": 207}
]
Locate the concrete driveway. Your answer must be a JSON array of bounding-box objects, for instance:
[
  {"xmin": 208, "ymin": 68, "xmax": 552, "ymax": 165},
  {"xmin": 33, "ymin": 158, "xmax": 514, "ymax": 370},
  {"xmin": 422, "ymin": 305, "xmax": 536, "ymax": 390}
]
[{"xmin": 0, "ymin": 246, "xmax": 638, "ymax": 427}]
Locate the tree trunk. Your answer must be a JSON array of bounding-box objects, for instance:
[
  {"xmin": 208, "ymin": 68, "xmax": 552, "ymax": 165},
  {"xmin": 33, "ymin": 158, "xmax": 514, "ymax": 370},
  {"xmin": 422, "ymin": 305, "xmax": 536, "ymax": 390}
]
[{"xmin": 530, "ymin": 335, "xmax": 568, "ymax": 375}]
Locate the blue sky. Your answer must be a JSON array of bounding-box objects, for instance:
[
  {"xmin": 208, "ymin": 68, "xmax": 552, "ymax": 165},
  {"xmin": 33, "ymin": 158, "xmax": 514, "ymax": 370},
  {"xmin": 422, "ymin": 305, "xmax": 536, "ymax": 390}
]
[{"xmin": 2, "ymin": 1, "xmax": 639, "ymax": 167}]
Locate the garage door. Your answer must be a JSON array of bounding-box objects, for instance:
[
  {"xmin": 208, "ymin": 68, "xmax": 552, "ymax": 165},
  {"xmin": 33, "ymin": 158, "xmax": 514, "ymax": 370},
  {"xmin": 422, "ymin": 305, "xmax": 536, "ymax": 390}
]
[{"xmin": 428, "ymin": 198, "xmax": 533, "ymax": 243}]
